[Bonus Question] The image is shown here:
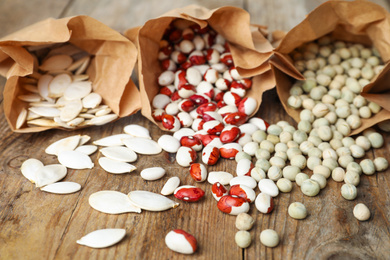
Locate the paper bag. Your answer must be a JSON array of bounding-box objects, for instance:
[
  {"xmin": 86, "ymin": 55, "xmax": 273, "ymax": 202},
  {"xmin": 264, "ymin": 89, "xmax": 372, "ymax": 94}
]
[
  {"xmin": 124, "ymin": 5, "xmax": 274, "ymax": 131},
  {"xmin": 0, "ymin": 15, "xmax": 141, "ymax": 132},
  {"xmin": 271, "ymin": 0, "xmax": 390, "ymax": 135}
]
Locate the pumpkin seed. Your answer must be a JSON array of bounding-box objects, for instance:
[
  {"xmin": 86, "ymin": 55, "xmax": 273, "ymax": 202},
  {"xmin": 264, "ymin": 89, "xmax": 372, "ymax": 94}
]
[
  {"xmin": 93, "ymin": 134, "xmax": 133, "ymax": 146},
  {"xmin": 128, "ymin": 190, "xmax": 179, "ymax": 211},
  {"xmin": 87, "ymin": 114, "xmax": 118, "ymax": 126},
  {"xmin": 75, "ymin": 145, "xmax": 97, "ymax": 155},
  {"xmin": 58, "ymin": 150, "xmax": 94, "ymax": 169},
  {"xmin": 123, "ymin": 124, "xmax": 151, "ymax": 139},
  {"xmin": 77, "ymin": 229, "xmax": 126, "ymax": 249},
  {"xmin": 100, "ymin": 146, "xmax": 137, "ymax": 162},
  {"xmin": 45, "ymin": 135, "xmax": 81, "ymax": 155},
  {"xmin": 40, "ymin": 181, "xmax": 81, "ymax": 194},
  {"xmin": 98, "ymin": 157, "xmax": 136, "ymax": 174},
  {"xmin": 63, "ymin": 81, "xmax": 92, "ymax": 100},
  {"xmin": 89, "ymin": 190, "xmax": 141, "ymax": 214},
  {"xmin": 39, "ymin": 54, "xmax": 73, "ymax": 71},
  {"xmin": 16, "ymin": 108, "xmax": 28, "ymax": 129},
  {"xmin": 48, "ymin": 73, "xmax": 72, "ymax": 98},
  {"xmin": 122, "ymin": 137, "xmax": 162, "ymax": 155},
  {"xmin": 21, "ymin": 158, "xmax": 44, "ymax": 183},
  {"xmin": 35, "ymin": 164, "xmax": 67, "ymax": 188}
]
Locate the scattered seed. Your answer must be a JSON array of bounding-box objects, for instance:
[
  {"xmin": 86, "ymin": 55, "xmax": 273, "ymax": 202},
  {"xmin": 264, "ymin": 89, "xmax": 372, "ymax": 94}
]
[{"xmin": 77, "ymin": 228, "xmax": 126, "ymax": 249}]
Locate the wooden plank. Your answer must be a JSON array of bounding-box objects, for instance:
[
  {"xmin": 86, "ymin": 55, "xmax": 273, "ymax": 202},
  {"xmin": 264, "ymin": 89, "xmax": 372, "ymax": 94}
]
[{"xmin": 60, "ymin": 0, "xmax": 244, "ymax": 33}]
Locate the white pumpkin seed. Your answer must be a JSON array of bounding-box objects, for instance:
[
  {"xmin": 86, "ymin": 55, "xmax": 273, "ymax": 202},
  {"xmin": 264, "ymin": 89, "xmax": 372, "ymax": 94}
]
[
  {"xmin": 37, "ymin": 74, "xmax": 55, "ymax": 102},
  {"xmin": 67, "ymin": 117, "xmax": 84, "ymax": 127},
  {"xmin": 128, "ymin": 190, "xmax": 179, "ymax": 211},
  {"xmin": 21, "ymin": 158, "xmax": 44, "ymax": 183},
  {"xmin": 73, "ymin": 74, "xmax": 89, "ymax": 82},
  {"xmin": 67, "ymin": 56, "xmax": 90, "ymax": 71},
  {"xmin": 60, "ymin": 100, "xmax": 83, "ymax": 122},
  {"xmin": 100, "ymin": 146, "xmax": 137, "ymax": 162},
  {"xmin": 161, "ymin": 176, "xmax": 181, "ymax": 195},
  {"xmin": 35, "ymin": 164, "xmax": 67, "ymax": 188},
  {"xmin": 18, "ymin": 94, "xmax": 42, "ymax": 102},
  {"xmin": 58, "ymin": 150, "xmax": 94, "ymax": 169},
  {"xmin": 122, "ymin": 137, "xmax": 162, "ymax": 155},
  {"xmin": 45, "ymin": 135, "xmax": 81, "ymax": 155},
  {"xmin": 89, "ymin": 190, "xmax": 141, "ymax": 214},
  {"xmin": 123, "ymin": 124, "xmax": 151, "ymax": 139},
  {"xmin": 53, "ymin": 117, "xmax": 75, "ymax": 129},
  {"xmin": 27, "ymin": 111, "xmax": 41, "ymax": 120},
  {"xmin": 27, "ymin": 118, "xmax": 58, "ymax": 127},
  {"xmin": 82, "ymin": 93, "xmax": 102, "ymax": 109},
  {"xmin": 98, "ymin": 157, "xmax": 136, "ymax": 174},
  {"xmin": 157, "ymin": 135, "xmax": 181, "ymax": 153},
  {"xmin": 140, "ymin": 167, "xmax": 166, "ymax": 181},
  {"xmin": 23, "ymin": 84, "xmax": 39, "ymax": 93},
  {"xmin": 93, "ymin": 134, "xmax": 133, "ymax": 146},
  {"xmin": 29, "ymin": 102, "xmax": 58, "ymax": 108},
  {"xmin": 95, "ymin": 107, "xmax": 112, "ymax": 117},
  {"xmin": 74, "ymin": 145, "xmax": 97, "ymax": 155},
  {"xmin": 40, "ymin": 54, "xmax": 73, "ymax": 71},
  {"xmin": 48, "ymin": 73, "xmax": 72, "ymax": 98},
  {"xmin": 77, "ymin": 229, "xmax": 126, "ymax": 249},
  {"xmin": 28, "ymin": 107, "xmax": 61, "ymax": 118},
  {"xmin": 64, "ymin": 81, "xmax": 92, "ymax": 100},
  {"xmin": 16, "ymin": 108, "xmax": 27, "ymax": 129},
  {"xmin": 40, "ymin": 181, "xmax": 81, "ymax": 194},
  {"xmin": 87, "ymin": 105, "xmax": 108, "ymax": 114},
  {"xmin": 87, "ymin": 114, "xmax": 118, "ymax": 126},
  {"xmin": 75, "ymin": 56, "xmax": 90, "ymax": 75},
  {"xmin": 78, "ymin": 113, "xmax": 95, "ymax": 119},
  {"xmin": 79, "ymin": 135, "xmax": 91, "ymax": 146}
]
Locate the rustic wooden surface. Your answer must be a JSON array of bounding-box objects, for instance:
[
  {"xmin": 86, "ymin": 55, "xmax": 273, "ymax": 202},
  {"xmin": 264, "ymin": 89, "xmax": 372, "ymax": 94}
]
[{"xmin": 1, "ymin": 0, "xmax": 390, "ymax": 259}]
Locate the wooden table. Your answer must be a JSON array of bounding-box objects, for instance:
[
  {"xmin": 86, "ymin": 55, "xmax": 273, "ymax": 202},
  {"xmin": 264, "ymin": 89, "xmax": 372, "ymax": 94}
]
[{"xmin": 1, "ymin": 0, "xmax": 390, "ymax": 259}]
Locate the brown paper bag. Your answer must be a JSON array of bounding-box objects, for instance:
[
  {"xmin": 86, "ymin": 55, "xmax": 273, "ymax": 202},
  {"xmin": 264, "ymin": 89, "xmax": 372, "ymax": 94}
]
[
  {"xmin": 271, "ymin": 0, "xmax": 390, "ymax": 135},
  {"xmin": 0, "ymin": 15, "xmax": 141, "ymax": 133},
  {"xmin": 124, "ymin": 5, "xmax": 274, "ymax": 131}
]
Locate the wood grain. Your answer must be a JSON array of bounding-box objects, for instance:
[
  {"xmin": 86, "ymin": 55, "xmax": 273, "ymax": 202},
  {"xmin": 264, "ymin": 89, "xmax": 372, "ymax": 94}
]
[{"xmin": 0, "ymin": 1, "xmax": 389, "ymax": 260}]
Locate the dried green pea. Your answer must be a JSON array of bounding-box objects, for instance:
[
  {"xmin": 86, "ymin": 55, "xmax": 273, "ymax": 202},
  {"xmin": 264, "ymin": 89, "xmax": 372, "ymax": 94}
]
[
  {"xmin": 313, "ymin": 165, "xmax": 331, "ymax": 178},
  {"xmin": 322, "ymin": 148, "xmax": 337, "ymax": 160},
  {"xmin": 336, "ymin": 147, "xmax": 351, "ymax": 157},
  {"xmin": 349, "ymin": 144, "xmax": 365, "ymax": 159},
  {"xmin": 353, "ymin": 203, "xmax": 371, "ymax": 221},
  {"xmin": 277, "ymin": 121, "xmax": 291, "ymax": 128},
  {"xmin": 324, "ymin": 111, "xmax": 338, "ymax": 124},
  {"xmin": 290, "ymin": 155, "xmax": 307, "ymax": 170},
  {"xmin": 360, "ymin": 48, "xmax": 372, "ymax": 58},
  {"xmin": 310, "ymin": 87, "xmax": 326, "ymax": 100},
  {"xmin": 303, "ymin": 70, "xmax": 316, "ymax": 79},
  {"xmin": 267, "ymin": 124, "xmax": 283, "ymax": 136},
  {"xmin": 299, "ymin": 141, "xmax": 314, "ymax": 155},
  {"xmin": 344, "ymin": 171, "xmax": 360, "ymax": 186},
  {"xmin": 367, "ymin": 56, "xmax": 380, "ymax": 66},
  {"xmin": 302, "ymin": 98, "xmax": 316, "ymax": 110},
  {"xmin": 332, "ymin": 167, "xmax": 345, "ymax": 182},
  {"xmin": 308, "ymin": 147, "xmax": 322, "ymax": 158},
  {"xmin": 346, "ymin": 162, "xmax": 362, "ymax": 175},
  {"xmin": 335, "ymin": 99, "xmax": 349, "ymax": 108},
  {"xmin": 307, "ymin": 136, "xmax": 322, "ymax": 147},
  {"xmin": 322, "ymin": 158, "xmax": 338, "ymax": 171},
  {"xmin": 260, "ymin": 140, "xmax": 275, "ymax": 153},
  {"xmin": 341, "ymin": 183, "xmax": 357, "ymax": 200},
  {"xmin": 318, "ymin": 142, "xmax": 331, "ymax": 151},
  {"xmin": 317, "ymin": 125, "xmax": 333, "ymax": 141},
  {"xmin": 346, "ymin": 114, "xmax": 361, "ymax": 130},
  {"xmin": 290, "ymin": 85, "xmax": 304, "ymax": 96},
  {"xmin": 302, "ymin": 79, "xmax": 317, "ymax": 93},
  {"xmin": 378, "ymin": 120, "xmax": 390, "ymax": 132},
  {"xmin": 288, "ymin": 202, "xmax": 307, "ymax": 219},
  {"xmin": 353, "ymin": 95, "xmax": 367, "ymax": 108},
  {"xmin": 362, "ymin": 128, "xmax": 376, "ymax": 138},
  {"xmin": 332, "ymin": 130, "xmax": 344, "ymax": 140},
  {"xmin": 275, "ymin": 143, "xmax": 288, "ymax": 153},
  {"xmin": 236, "ymin": 213, "xmax": 255, "ymax": 231},
  {"xmin": 295, "ymin": 173, "xmax": 309, "ymax": 186},
  {"xmin": 354, "ymin": 136, "xmax": 371, "ymax": 151},
  {"xmin": 252, "ymin": 130, "xmax": 267, "ymax": 143},
  {"xmin": 328, "ymin": 53, "xmax": 341, "ymax": 65},
  {"xmin": 337, "ymin": 122, "xmax": 351, "ymax": 136},
  {"xmin": 336, "ymin": 106, "xmax": 351, "ymax": 119},
  {"xmin": 313, "ymin": 118, "xmax": 330, "ymax": 128},
  {"xmin": 361, "ymin": 66, "xmax": 374, "ymax": 80},
  {"xmin": 316, "ymin": 57, "xmax": 327, "ymax": 68},
  {"xmin": 274, "ymin": 151, "xmax": 287, "ymax": 161},
  {"xmin": 298, "ymin": 120, "xmax": 312, "ymax": 133},
  {"xmin": 235, "ymin": 231, "xmax": 251, "ymax": 248},
  {"xmin": 251, "ymin": 167, "xmax": 266, "ymax": 182},
  {"xmin": 267, "ymin": 134, "xmax": 280, "ymax": 145},
  {"xmin": 287, "ymin": 147, "xmax": 302, "ymax": 161},
  {"xmin": 374, "ymin": 157, "xmax": 389, "ymax": 172},
  {"xmin": 307, "ymin": 156, "xmax": 322, "ymax": 170},
  {"xmin": 277, "ymin": 178, "xmax": 293, "ymax": 193},
  {"xmin": 279, "ymin": 131, "xmax": 293, "ymax": 143},
  {"xmin": 269, "ymin": 156, "xmax": 286, "ymax": 169},
  {"xmin": 256, "ymin": 158, "xmax": 271, "ymax": 172},
  {"xmin": 312, "ymin": 103, "xmax": 329, "ymax": 117},
  {"xmin": 338, "ymin": 155, "xmax": 354, "ymax": 168},
  {"xmin": 368, "ymin": 101, "xmax": 381, "ymax": 114},
  {"xmin": 367, "ymin": 132, "xmax": 384, "ymax": 148},
  {"xmin": 287, "ymin": 140, "xmax": 299, "ymax": 149},
  {"xmin": 255, "ymin": 149, "xmax": 271, "ymax": 160},
  {"xmin": 350, "ymin": 57, "xmax": 364, "ymax": 68},
  {"xmin": 267, "ymin": 166, "xmax": 283, "ymax": 181},
  {"xmin": 330, "ymin": 139, "xmax": 343, "ymax": 150},
  {"xmin": 283, "ymin": 125, "xmax": 296, "ymax": 134},
  {"xmin": 347, "ymin": 68, "xmax": 361, "ymax": 79},
  {"xmin": 282, "ymin": 166, "xmax": 300, "ymax": 181},
  {"xmin": 319, "ymin": 45, "xmax": 332, "ymax": 57},
  {"xmin": 342, "ymin": 137, "xmax": 355, "ymax": 148},
  {"xmin": 287, "ymin": 95, "xmax": 302, "ymax": 109},
  {"xmin": 341, "ymin": 87, "xmax": 356, "ymax": 102},
  {"xmin": 311, "ymin": 173, "xmax": 327, "ymax": 189},
  {"xmin": 301, "ymin": 179, "xmax": 321, "ymax": 196},
  {"xmin": 235, "ymin": 151, "xmax": 252, "ymax": 163},
  {"xmin": 260, "ymin": 229, "xmax": 279, "ymax": 248},
  {"xmin": 358, "ymin": 106, "xmax": 371, "ymax": 118},
  {"xmin": 338, "ymin": 47, "xmax": 351, "ymax": 59},
  {"xmin": 293, "ymin": 130, "xmax": 308, "ymax": 145},
  {"xmin": 360, "ymin": 159, "xmax": 376, "ymax": 175}
]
